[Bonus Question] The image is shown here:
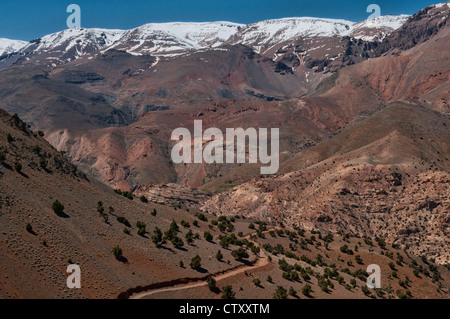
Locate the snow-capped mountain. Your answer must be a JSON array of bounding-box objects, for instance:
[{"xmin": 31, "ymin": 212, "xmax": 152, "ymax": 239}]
[
  {"xmin": 0, "ymin": 38, "xmax": 28, "ymax": 56},
  {"xmin": 350, "ymin": 15, "xmax": 410, "ymax": 41},
  {"xmin": 11, "ymin": 28, "xmax": 124, "ymax": 66},
  {"xmin": 227, "ymin": 15, "xmax": 412, "ymax": 54},
  {"xmin": 108, "ymin": 22, "xmax": 244, "ymax": 56},
  {"xmin": 0, "ymin": 14, "xmax": 412, "ymax": 67},
  {"xmin": 227, "ymin": 18, "xmax": 354, "ymax": 54}
]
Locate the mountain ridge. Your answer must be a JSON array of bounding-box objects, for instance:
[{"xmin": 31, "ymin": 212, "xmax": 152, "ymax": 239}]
[{"xmin": 0, "ymin": 13, "xmax": 413, "ymax": 67}]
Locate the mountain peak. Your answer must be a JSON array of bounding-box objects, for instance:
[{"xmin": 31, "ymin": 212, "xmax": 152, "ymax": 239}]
[{"xmin": 0, "ymin": 38, "xmax": 28, "ymax": 56}]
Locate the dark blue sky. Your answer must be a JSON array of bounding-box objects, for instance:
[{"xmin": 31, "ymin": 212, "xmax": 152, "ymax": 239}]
[{"xmin": 0, "ymin": 0, "xmax": 443, "ymax": 41}]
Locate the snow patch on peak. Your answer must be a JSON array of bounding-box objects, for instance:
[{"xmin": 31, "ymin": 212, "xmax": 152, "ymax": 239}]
[
  {"xmin": 227, "ymin": 15, "xmax": 411, "ymax": 52},
  {"xmin": 433, "ymin": 2, "xmax": 450, "ymax": 9},
  {"xmin": 0, "ymin": 38, "xmax": 28, "ymax": 56},
  {"xmin": 349, "ymin": 15, "xmax": 410, "ymax": 41},
  {"xmin": 109, "ymin": 21, "xmax": 244, "ymax": 55},
  {"xmin": 32, "ymin": 28, "xmax": 125, "ymax": 52},
  {"xmin": 233, "ymin": 17, "xmax": 354, "ymax": 49},
  {"xmin": 353, "ymin": 15, "xmax": 410, "ymax": 30}
]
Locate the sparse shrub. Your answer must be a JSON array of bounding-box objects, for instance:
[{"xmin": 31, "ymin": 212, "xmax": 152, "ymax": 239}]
[
  {"xmin": 204, "ymin": 231, "xmax": 213, "ymax": 242},
  {"xmin": 301, "ymin": 272, "xmax": 310, "ymax": 282},
  {"xmin": 139, "ymin": 196, "xmax": 148, "ymax": 203},
  {"xmin": 117, "ymin": 216, "xmax": 131, "ymax": 227},
  {"xmin": 318, "ymin": 277, "xmax": 330, "ymax": 292},
  {"xmin": 123, "ymin": 228, "xmax": 131, "ymax": 235},
  {"xmin": 37, "ymin": 131, "xmax": 45, "ymax": 137},
  {"xmin": 216, "ymin": 250, "xmax": 223, "ymax": 261},
  {"xmin": 355, "ymin": 255, "xmax": 363, "ymax": 264},
  {"xmin": 221, "ymin": 285, "xmax": 235, "ymax": 299},
  {"xmin": 185, "ymin": 230, "xmax": 194, "ymax": 244},
  {"xmin": 136, "ymin": 221, "xmax": 146, "ymax": 229},
  {"xmin": 396, "ymin": 290, "xmax": 411, "ymax": 299},
  {"xmin": 97, "ymin": 202, "xmax": 108, "ymax": 223},
  {"xmin": 288, "ymin": 287, "xmax": 297, "ymax": 297},
  {"xmin": 121, "ymin": 191, "xmax": 134, "ymax": 200},
  {"xmin": 375, "ymin": 237, "xmax": 386, "ymax": 249},
  {"xmin": 0, "ymin": 152, "xmax": 5, "ymax": 161},
  {"xmin": 52, "ymin": 200, "xmax": 65, "ymax": 214},
  {"xmin": 207, "ymin": 276, "xmax": 216, "ymax": 291},
  {"xmin": 164, "ymin": 227, "xmax": 176, "ymax": 241},
  {"xmin": 278, "ymin": 258, "xmax": 292, "ymax": 272},
  {"xmin": 253, "ymin": 278, "xmax": 261, "ymax": 286},
  {"xmin": 112, "ymin": 246, "xmax": 123, "ymax": 259},
  {"xmin": 273, "ymin": 286, "xmax": 288, "ymax": 299},
  {"xmin": 196, "ymin": 213, "xmax": 208, "ymax": 222},
  {"xmin": 361, "ymin": 285, "xmax": 371, "ymax": 296},
  {"xmin": 251, "ymin": 245, "xmax": 260, "ymax": 255},
  {"xmin": 169, "ymin": 220, "xmax": 179, "ymax": 232},
  {"xmin": 137, "ymin": 227, "xmax": 146, "ymax": 236},
  {"xmin": 171, "ymin": 236, "xmax": 184, "ymax": 248},
  {"xmin": 302, "ymin": 284, "xmax": 312, "ymax": 297},
  {"xmin": 290, "ymin": 271, "xmax": 299, "ymax": 281},
  {"xmin": 231, "ymin": 247, "xmax": 249, "ymax": 260},
  {"xmin": 267, "ymin": 275, "xmax": 273, "ymax": 283},
  {"xmin": 181, "ymin": 220, "xmax": 190, "ymax": 228},
  {"xmin": 26, "ymin": 223, "xmax": 33, "ymax": 233},
  {"xmin": 97, "ymin": 201, "xmax": 104, "ymax": 213},
  {"xmin": 39, "ymin": 157, "xmax": 47, "ymax": 169},
  {"xmin": 151, "ymin": 227, "xmax": 163, "ymax": 246},
  {"xmin": 6, "ymin": 133, "xmax": 13, "ymax": 143},
  {"xmin": 193, "ymin": 220, "xmax": 198, "ymax": 227},
  {"xmin": 151, "ymin": 208, "xmax": 157, "ymax": 216},
  {"xmin": 14, "ymin": 161, "xmax": 22, "ymax": 173},
  {"xmin": 218, "ymin": 223, "xmax": 226, "ymax": 232},
  {"xmin": 340, "ymin": 245, "xmax": 353, "ymax": 255},
  {"xmin": 190, "ymin": 255, "xmax": 202, "ymax": 270}
]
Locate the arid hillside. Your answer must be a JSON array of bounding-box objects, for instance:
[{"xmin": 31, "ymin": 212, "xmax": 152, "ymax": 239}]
[
  {"xmin": 202, "ymin": 102, "xmax": 450, "ymax": 264},
  {"xmin": 1, "ymin": 109, "xmax": 448, "ymax": 299},
  {"xmin": 0, "ymin": 110, "xmax": 261, "ymax": 298},
  {"xmin": 0, "ymin": 2, "xmax": 449, "ymax": 300}
]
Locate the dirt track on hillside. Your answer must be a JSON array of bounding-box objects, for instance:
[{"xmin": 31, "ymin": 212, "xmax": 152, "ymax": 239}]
[{"xmin": 119, "ymin": 230, "xmax": 273, "ymax": 299}]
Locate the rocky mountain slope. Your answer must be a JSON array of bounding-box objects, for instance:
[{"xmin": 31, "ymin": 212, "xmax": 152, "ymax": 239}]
[
  {"xmin": 202, "ymin": 102, "xmax": 450, "ymax": 264},
  {"xmin": 26, "ymin": 2, "xmax": 446, "ymax": 193},
  {"xmin": 0, "ymin": 109, "xmax": 265, "ymax": 298},
  {"xmin": 0, "ymin": 2, "xmax": 449, "ymax": 299},
  {"xmin": 1, "ymin": 110, "xmax": 448, "ymax": 299}
]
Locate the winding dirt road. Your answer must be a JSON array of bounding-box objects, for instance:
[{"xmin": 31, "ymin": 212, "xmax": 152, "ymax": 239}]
[{"xmin": 127, "ymin": 230, "xmax": 273, "ymax": 299}]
